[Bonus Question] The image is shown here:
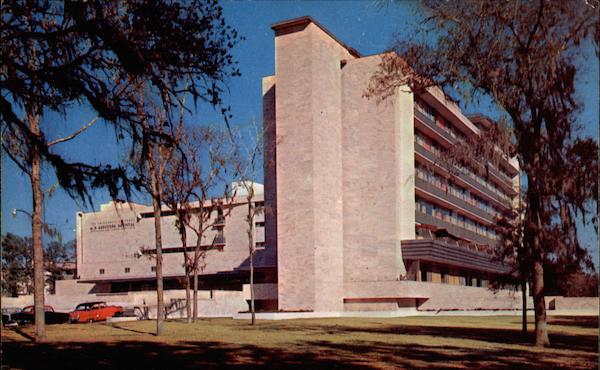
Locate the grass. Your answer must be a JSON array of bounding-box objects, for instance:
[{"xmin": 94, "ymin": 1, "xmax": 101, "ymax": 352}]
[{"xmin": 1, "ymin": 315, "xmax": 597, "ymax": 369}]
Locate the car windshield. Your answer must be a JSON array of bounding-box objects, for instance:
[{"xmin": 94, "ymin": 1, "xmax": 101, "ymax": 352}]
[{"xmin": 75, "ymin": 305, "xmax": 91, "ymax": 311}]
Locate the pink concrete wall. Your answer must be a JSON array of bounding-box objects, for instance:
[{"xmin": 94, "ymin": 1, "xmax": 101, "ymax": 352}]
[
  {"xmin": 273, "ymin": 22, "xmax": 354, "ymax": 311},
  {"xmin": 262, "ymin": 76, "xmax": 278, "ymax": 273},
  {"xmin": 341, "ymin": 55, "xmax": 413, "ymax": 284},
  {"xmin": 77, "ymin": 197, "xmax": 263, "ymax": 283},
  {"xmin": 345, "ymin": 280, "xmax": 531, "ymax": 311}
]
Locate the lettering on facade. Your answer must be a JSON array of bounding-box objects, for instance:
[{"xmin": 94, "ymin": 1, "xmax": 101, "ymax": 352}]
[{"xmin": 89, "ymin": 219, "xmax": 136, "ymax": 232}]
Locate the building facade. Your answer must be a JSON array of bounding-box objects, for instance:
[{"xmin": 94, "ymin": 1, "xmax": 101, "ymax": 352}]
[
  {"xmin": 74, "ymin": 16, "xmax": 520, "ymax": 315},
  {"xmin": 261, "ymin": 16, "xmax": 519, "ymax": 313},
  {"xmin": 76, "ymin": 188, "xmax": 273, "ymax": 295}
]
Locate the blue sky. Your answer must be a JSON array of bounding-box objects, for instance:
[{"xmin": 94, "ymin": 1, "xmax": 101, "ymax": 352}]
[{"xmin": 2, "ymin": 1, "xmax": 598, "ymax": 265}]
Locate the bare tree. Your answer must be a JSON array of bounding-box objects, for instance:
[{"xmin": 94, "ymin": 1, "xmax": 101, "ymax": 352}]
[
  {"xmin": 162, "ymin": 125, "xmax": 237, "ymax": 322},
  {"xmin": 232, "ymin": 120, "xmax": 265, "ymax": 325},
  {"xmin": 366, "ymin": 0, "xmax": 599, "ymax": 346},
  {"xmin": 161, "ymin": 124, "xmax": 195, "ymax": 323}
]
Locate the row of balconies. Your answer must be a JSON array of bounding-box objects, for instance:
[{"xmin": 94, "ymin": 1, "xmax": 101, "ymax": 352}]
[
  {"xmin": 414, "ymin": 177, "xmax": 495, "ymax": 224},
  {"xmin": 414, "ymin": 109, "xmax": 517, "ymax": 190},
  {"xmin": 414, "ymin": 143, "xmax": 513, "ymax": 209},
  {"xmin": 415, "ymin": 211, "xmax": 496, "ymax": 247}
]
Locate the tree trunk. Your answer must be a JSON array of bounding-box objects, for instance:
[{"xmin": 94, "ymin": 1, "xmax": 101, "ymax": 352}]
[
  {"xmin": 192, "ymin": 269, "xmax": 198, "ymax": 322},
  {"xmin": 178, "ymin": 223, "xmax": 192, "ymax": 324},
  {"xmin": 521, "ymin": 279, "xmax": 527, "ymax": 337},
  {"xmin": 250, "ymin": 249, "xmax": 255, "ymax": 325},
  {"xmin": 533, "ymin": 258, "xmax": 549, "ymax": 346},
  {"xmin": 521, "ymin": 278, "xmax": 527, "ymax": 335},
  {"xmin": 248, "ymin": 196, "xmax": 256, "ymax": 325},
  {"xmin": 185, "ymin": 270, "xmax": 192, "ymax": 323},
  {"xmin": 149, "ymin": 145, "xmax": 164, "ymax": 336},
  {"xmin": 29, "ymin": 112, "xmax": 46, "ymax": 342}
]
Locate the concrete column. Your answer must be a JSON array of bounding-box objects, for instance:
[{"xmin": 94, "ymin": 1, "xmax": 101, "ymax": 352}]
[{"xmin": 271, "ymin": 20, "xmax": 353, "ymax": 312}]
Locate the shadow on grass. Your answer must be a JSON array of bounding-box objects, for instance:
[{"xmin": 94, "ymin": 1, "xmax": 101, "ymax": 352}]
[
  {"xmin": 107, "ymin": 323, "xmax": 157, "ymax": 336},
  {"xmin": 250, "ymin": 320, "xmax": 598, "ymax": 353},
  {"xmin": 1, "ymin": 340, "xmax": 372, "ymax": 370},
  {"xmin": 1, "ymin": 336, "xmax": 596, "ymax": 370},
  {"xmin": 2, "ymin": 317, "xmax": 597, "ymax": 369},
  {"xmin": 8, "ymin": 326, "xmax": 36, "ymax": 341},
  {"xmin": 548, "ymin": 316, "xmax": 599, "ymax": 329}
]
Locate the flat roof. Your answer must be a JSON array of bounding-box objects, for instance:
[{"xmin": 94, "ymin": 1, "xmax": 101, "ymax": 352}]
[{"xmin": 271, "ymin": 16, "xmax": 362, "ymax": 58}]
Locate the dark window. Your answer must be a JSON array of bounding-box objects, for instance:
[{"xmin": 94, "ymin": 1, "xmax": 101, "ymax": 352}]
[
  {"xmin": 124, "ymin": 267, "xmax": 130, "ymax": 273},
  {"xmin": 99, "ymin": 269, "xmax": 105, "ymax": 275},
  {"xmin": 441, "ymin": 268, "xmax": 449, "ymax": 284},
  {"xmin": 255, "ymin": 221, "xmax": 265, "ymax": 227},
  {"xmin": 151, "ymin": 266, "xmax": 156, "ymax": 272}
]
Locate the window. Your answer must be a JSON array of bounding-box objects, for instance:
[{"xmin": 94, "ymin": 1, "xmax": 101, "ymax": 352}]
[
  {"xmin": 441, "ymin": 208, "xmax": 451, "ymax": 223},
  {"xmin": 416, "ymin": 98, "xmax": 436, "ymax": 122},
  {"xmin": 255, "ymin": 221, "xmax": 265, "ymax": 227},
  {"xmin": 425, "ymin": 202, "xmax": 433, "ymax": 216},
  {"xmin": 255, "ymin": 241, "xmax": 266, "ymax": 249},
  {"xmin": 421, "ymin": 269, "xmax": 432, "ymax": 282},
  {"xmin": 151, "ymin": 266, "xmax": 156, "ymax": 272},
  {"xmin": 124, "ymin": 267, "xmax": 130, "ymax": 273},
  {"xmin": 99, "ymin": 269, "xmax": 105, "ymax": 275},
  {"xmin": 465, "ymin": 275, "xmax": 472, "ymax": 286},
  {"xmin": 441, "ymin": 268, "xmax": 449, "ymax": 284}
]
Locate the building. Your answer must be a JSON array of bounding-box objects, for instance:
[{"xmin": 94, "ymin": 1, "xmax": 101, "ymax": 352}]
[
  {"xmin": 76, "ymin": 188, "xmax": 272, "ymax": 294},
  {"xmin": 260, "ymin": 16, "xmax": 519, "ymax": 313},
  {"xmin": 74, "ymin": 16, "xmax": 521, "ymax": 315}
]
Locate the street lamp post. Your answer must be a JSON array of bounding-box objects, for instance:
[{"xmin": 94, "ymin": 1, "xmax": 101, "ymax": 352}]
[{"xmin": 12, "ymin": 208, "xmax": 33, "ymax": 219}]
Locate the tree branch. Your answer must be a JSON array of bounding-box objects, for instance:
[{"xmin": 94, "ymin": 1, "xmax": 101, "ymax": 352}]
[{"xmin": 47, "ymin": 116, "xmax": 98, "ymax": 147}]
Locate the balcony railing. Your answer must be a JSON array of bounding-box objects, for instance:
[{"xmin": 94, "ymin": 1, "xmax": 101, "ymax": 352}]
[
  {"xmin": 213, "ymin": 236, "xmax": 226, "ymax": 245},
  {"xmin": 487, "ymin": 165, "xmax": 518, "ymax": 195},
  {"xmin": 414, "ymin": 109, "xmax": 457, "ymax": 146},
  {"xmin": 213, "ymin": 216, "xmax": 226, "ymax": 226},
  {"xmin": 414, "ymin": 143, "xmax": 513, "ymax": 209},
  {"xmin": 415, "ymin": 178, "xmax": 495, "ymax": 223},
  {"xmin": 415, "ymin": 211, "xmax": 496, "ymax": 247}
]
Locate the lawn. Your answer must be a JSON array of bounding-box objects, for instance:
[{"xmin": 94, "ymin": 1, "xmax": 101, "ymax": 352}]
[{"xmin": 1, "ymin": 315, "xmax": 597, "ymax": 369}]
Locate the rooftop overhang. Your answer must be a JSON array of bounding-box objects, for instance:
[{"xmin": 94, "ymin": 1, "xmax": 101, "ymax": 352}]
[
  {"xmin": 420, "ymin": 87, "xmax": 480, "ymax": 137},
  {"xmin": 401, "ymin": 239, "xmax": 513, "ymax": 275},
  {"xmin": 78, "ymin": 270, "xmax": 247, "ymax": 284},
  {"xmin": 271, "ymin": 16, "xmax": 362, "ymax": 58}
]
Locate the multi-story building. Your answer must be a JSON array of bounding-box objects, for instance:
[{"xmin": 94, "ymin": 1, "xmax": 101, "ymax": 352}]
[
  {"xmin": 261, "ymin": 16, "xmax": 519, "ymax": 312},
  {"xmin": 74, "ymin": 16, "xmax": 520, "ymax": 315},
  {"xmin": 76, "ymin": 182, "xmax": 273, "ymax": 295}
]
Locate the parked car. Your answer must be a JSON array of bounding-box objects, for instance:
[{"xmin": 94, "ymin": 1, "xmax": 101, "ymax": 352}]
[
  {"xmin": 10, "ymin": 305, "xmax": 70, "ymax": 325},
  {"xmin": 2, "ymin": 307, "xmax": 21, "ymax": 326},
  {"xmin": 69, "ymin": 301, "xmax": 123, "ymax": 323}
]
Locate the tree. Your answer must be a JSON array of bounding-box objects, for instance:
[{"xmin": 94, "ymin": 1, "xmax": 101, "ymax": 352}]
[
  {"xmin": 233, "ymin": 121, "xmax": 265, "ymax": 325},
  {"xmin": 493, "ymin": 202, "xmax": 531, "ymax": 336},
  {"xmin": 367, "ymin": 0, "xmax": 599, "ymax": 347},
  {"xmin": 161, "ymin": 125, "xmax": 237, "ymax": 322},
  {"xmin": 44, "ymin": 239, "xmax": 75, "ymax": 294},
  {"xmin": 1, "ymin": 234, "xmax": 75, "ymax": 296},
  {"xmin": 1, "ymin": 233, "xmax": 33, "ymax": 297},
  {"xmin": 2, "ymin": 0, "xmax": 240, "ymax": 341},
  {"xmin": 562, "ymin": 271, "xmax": 599, "ymax": 297}
]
